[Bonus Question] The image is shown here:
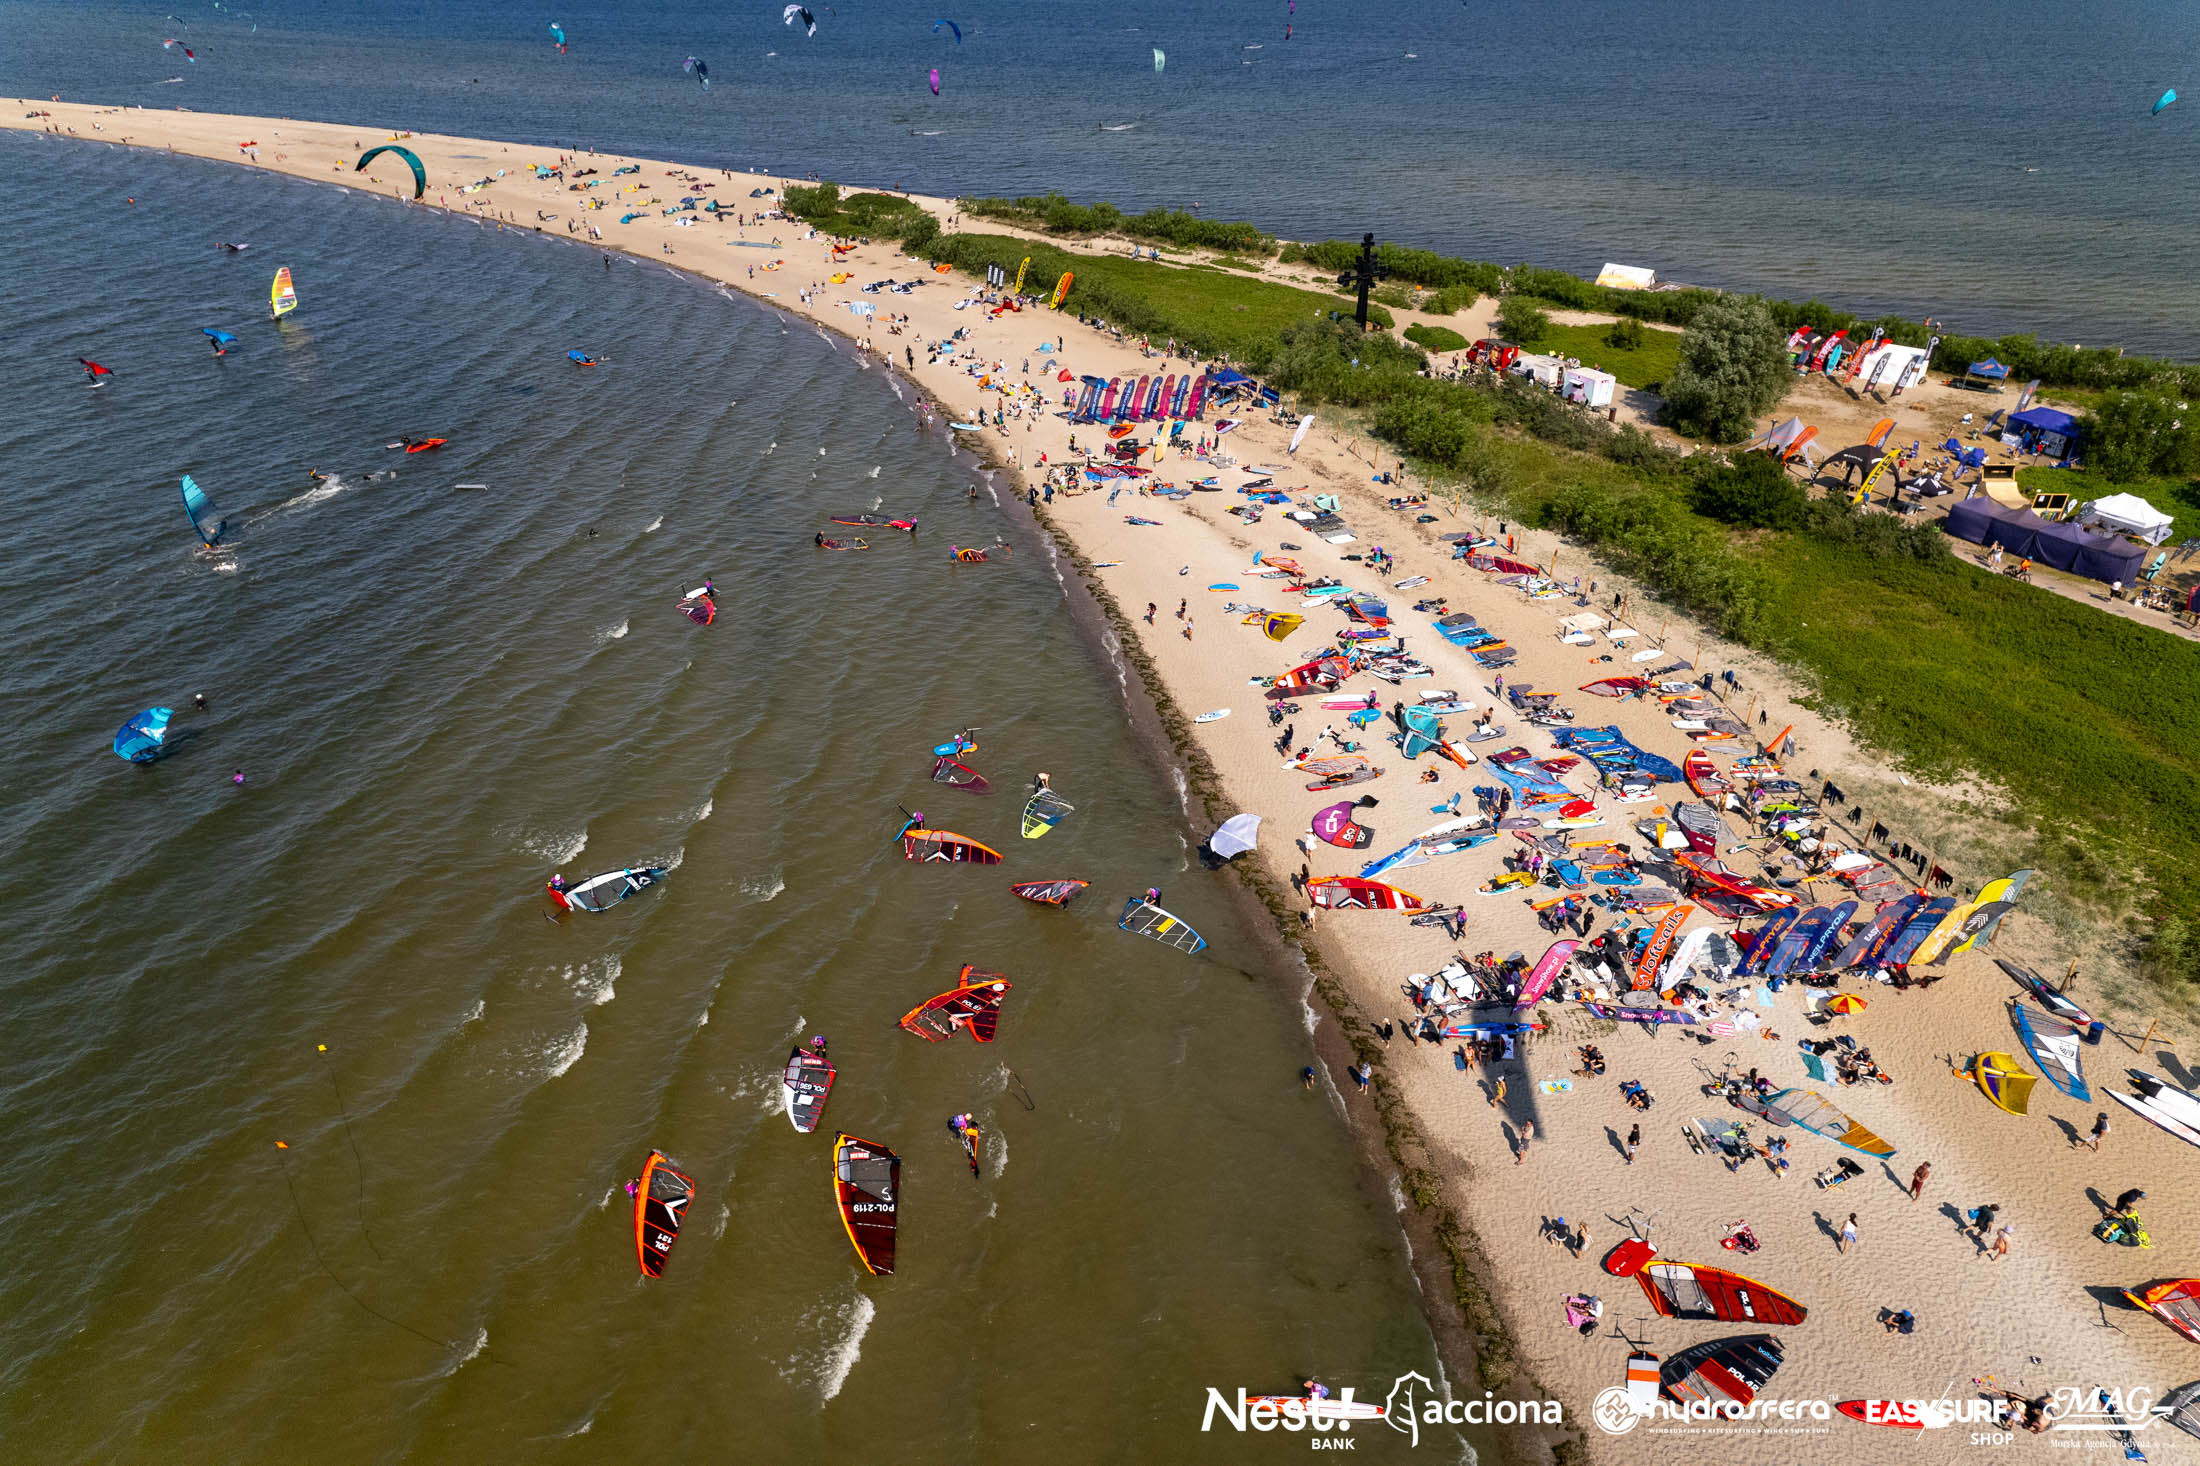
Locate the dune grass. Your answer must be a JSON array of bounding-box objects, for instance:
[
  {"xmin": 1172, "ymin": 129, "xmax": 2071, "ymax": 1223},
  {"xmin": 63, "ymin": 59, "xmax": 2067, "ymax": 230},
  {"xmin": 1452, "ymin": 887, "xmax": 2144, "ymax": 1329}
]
[{"xmin": 1526, "ymin": 320, "xmax": 1684, "ymax": 392}]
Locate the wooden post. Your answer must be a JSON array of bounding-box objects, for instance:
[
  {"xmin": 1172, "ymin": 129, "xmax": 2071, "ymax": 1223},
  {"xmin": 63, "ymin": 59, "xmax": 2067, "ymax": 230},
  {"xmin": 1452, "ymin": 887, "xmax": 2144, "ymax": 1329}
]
[
  {"xmin": 2064, "ymin": 960, "xmax": 2080, "ymax": 994},
  {"xmin": 2127, "ymin": 1017, "xmax": 2159, "ymax": 1056}
]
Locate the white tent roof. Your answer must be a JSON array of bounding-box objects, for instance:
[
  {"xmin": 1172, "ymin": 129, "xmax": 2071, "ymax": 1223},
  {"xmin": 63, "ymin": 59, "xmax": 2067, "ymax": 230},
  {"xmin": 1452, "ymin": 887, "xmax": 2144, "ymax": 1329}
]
[
  {"xmin": 1595, "ymin": 263, "xmax": 1656, "ymax": 290},
  {"xmin": 2083, "ymin": 493, "xmax": 2173, "ymax": 538},
  {"xmin": 1209, "ymin": 813, "xmax": 1262, "ymax": 859}
]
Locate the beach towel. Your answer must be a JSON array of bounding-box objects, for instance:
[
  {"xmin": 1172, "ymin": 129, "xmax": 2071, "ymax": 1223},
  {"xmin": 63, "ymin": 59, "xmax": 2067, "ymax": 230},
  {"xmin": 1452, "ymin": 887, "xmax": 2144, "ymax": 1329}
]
[
  {"xmin": 1756, "ymin": 985, "xmax": 1777, "ymax": 1008},
  {"xmin": 1537, "ymin": 1079, "xmax": 1573, "ymax": 1096},
  {"xmin": 1799, "ymin": 1052, "xmax": 1828, "ymax": 1082}
]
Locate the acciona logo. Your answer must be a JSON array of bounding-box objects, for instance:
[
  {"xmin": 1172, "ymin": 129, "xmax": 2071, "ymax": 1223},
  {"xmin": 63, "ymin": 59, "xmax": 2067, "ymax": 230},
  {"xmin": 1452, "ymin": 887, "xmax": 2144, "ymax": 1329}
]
[{"xmin": 1200, "ymin": 1373, "xmax": 1562, "ymax": 1448}]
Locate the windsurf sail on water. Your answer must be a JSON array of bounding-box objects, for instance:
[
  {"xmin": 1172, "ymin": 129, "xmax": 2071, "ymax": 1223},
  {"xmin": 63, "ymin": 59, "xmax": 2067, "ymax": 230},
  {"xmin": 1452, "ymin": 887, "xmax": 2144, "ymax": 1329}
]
[
  {"xmin": 1020, "ymin": 788, "xmax": 1073, "ymax": 838},
  {"xmin": 634, "ymin": 1150, "xmax": 693, "ymax": 1277},
  {"xmin": 563, "ymin": 866, "xmax": 667, "ymax": 913},
  {"xmin": 113, "ymin": 707, "xmax": 175, "ymax": 763},
  {"xmin": 270, "ymin": 266, "xmax": 297, "ymax": 318},
  {"xmin": 899, "ymin": 966, "xmax": 1011, "ymax": 1042},
  {"xmin": 901, "ymin": 829, "xmax": 1003, "ymax": 864},
  {"xmin": 834, "ymin": 1134, "xmax": 899, "ymax": 1275},
  {"xmin": 678, "ymin": 593, "xmax": 715, "ymax": 625},
  {"xmin": 181, "ymin": 475, "xmax": 229, "ymax": 547},
  {"xmin": 1010, "ymin": 878, "xmax": 1088, "ymax": 905},
  {"xmin": 783, "ymin": 1049, "xmax": 835, "ymax": 1133},
  {"xmin": 1119, "ymin": 898, "xmax": 1206, "ymax": 954},
  {"xmin": 931, "ymin": 755, "xmax": 991, "ymax": 794}
]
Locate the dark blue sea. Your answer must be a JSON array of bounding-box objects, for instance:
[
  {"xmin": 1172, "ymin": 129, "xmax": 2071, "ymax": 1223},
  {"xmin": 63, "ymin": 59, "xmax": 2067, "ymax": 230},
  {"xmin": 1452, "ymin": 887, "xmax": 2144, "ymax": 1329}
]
[{"xmin": 4, "ymin": 0, "xmax": 2199, "ymax": 354}]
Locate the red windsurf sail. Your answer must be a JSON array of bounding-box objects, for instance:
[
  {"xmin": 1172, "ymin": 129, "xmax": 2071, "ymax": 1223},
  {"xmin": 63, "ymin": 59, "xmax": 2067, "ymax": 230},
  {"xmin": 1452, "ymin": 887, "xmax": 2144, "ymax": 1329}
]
[
  {"xmin": 899, "ymin": 966, "xmax": 1012, "ymax": 1042},
  {"xmin": 901, "ymin": 829, "xmax": 1003, "ymax": 864},
  {"xmin": 634, "ymin": 1150, "xmax": 694, "ymax": 1278},
  {"xmin": 834, "ymin": 1134, "xmax": 900, "ymax": 1276}
]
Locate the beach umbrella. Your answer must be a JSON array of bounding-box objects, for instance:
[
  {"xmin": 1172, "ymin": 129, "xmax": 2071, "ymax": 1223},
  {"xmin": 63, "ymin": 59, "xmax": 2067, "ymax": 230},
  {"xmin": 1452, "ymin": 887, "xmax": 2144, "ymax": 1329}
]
[{"xmin": 1824, "ymin": 993, "xmax": 1867, "ymax": 1015}]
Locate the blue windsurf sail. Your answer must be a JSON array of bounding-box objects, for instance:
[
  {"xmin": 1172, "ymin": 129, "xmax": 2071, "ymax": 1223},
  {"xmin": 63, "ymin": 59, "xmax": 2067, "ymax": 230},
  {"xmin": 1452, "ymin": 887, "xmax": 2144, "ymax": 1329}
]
[
  {"xmin": 114, "ymin": 707, "xmax": 175, "ymax": 762},
  {"xmin": 181, "ymin": 475, "xmax": 228, "ymax": 547}
]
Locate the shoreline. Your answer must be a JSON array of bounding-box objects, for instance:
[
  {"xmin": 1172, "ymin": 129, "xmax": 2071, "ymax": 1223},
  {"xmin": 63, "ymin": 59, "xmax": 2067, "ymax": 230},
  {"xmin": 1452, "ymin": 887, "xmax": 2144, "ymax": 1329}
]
[{"xmin": 19, "ymin": 100, "xmax": 2199, "ymax": 1466}]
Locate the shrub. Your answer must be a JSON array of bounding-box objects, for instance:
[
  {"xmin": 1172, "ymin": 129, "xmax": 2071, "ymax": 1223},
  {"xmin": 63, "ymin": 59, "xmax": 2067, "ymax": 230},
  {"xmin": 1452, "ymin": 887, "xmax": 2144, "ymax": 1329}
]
[
  {"xmin": 1607, "ymin": 317, "xmax": 1647, "ymax": 351},
  {"xmin": 1405, "ymin": 323, "xmax": 1470, "ymax": 353},
  {"xmin": 1426, "ymin": 283, "xmax": 1482, "ymax": 316},
  {"xmin": 2081, "ymin": 390, "xmax": 2200, "ymax": 480},
  {"xmin": 1692, "ymin": 453, "xmax": 1809, "ymax": 528},
  {"xmin": 1495, "ymin": 296, "xmax": 1550, "ymax": 345},
  {"xmin": 1661, "ymin": 297, "xmax": 1793, "ymax": 443}
]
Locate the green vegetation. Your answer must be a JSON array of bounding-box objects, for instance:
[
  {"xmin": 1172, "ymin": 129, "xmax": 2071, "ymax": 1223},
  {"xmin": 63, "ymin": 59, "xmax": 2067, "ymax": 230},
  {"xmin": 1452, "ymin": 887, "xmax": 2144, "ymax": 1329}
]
[
  {"xmin": 956, "ymin": 192, "xmax": 1274, "ymax": 255},
  {"xmin": 1206, "ymin": 256, "xmax": 1262, "ymax": 272},
  {"xmin": 1495, "ymin": 296, "xmax": 1551, "ymax": 346},
  {"xmin": 1425, "ymin": 283, "xmax": 1482, "ymax": 316},
  {"xmin": 1404, "ymin": 323, "xmax": 1469, "ymax": 353},
  {"xmin": 1528, "ymin": 319, "xmax": 1683, "ymax": 392},
  {"xmin": 1660, "ymin": 298, "xmax": 1793, "ymax": 443},
  {"xmin": 2081, "ymin": 390, "xmax": 2200, "ymax": 479},
  {"xmin": 933, "ymin": 233, "xmax": 1393, "ymax": 362}
]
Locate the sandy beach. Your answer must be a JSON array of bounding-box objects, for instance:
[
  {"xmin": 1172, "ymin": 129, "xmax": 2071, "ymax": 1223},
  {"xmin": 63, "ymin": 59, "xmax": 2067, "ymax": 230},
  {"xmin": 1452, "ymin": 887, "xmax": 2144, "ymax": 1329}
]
[{"xmin": 14, "ymin": 97, "xmax": 2198, "ymax": 1463}]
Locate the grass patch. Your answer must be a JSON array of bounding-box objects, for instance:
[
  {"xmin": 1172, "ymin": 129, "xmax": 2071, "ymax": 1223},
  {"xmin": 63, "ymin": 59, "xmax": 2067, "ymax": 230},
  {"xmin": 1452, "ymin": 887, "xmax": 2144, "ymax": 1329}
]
[
  {"xmin": 1743, "ymin": 533, "xmax": 2200, "ymax": 940},
  {"xmin": 2017, "ymin": 466, "xmax": 2200, "ymax": 543},
  {"xmin": 1405, "ymin": 323, "xmax": 1470, "ymax": 353},
  {"xmin": 935, "ymin": 232, "xmax": 1391, "ymax": 363},
  {"xmin": 1207, "ymin": 256, "xmax": 1262, "ymax": 272},
  {"xmin": 1527, "ymin": 320, "xmax": 1683, "ymax": 392}
]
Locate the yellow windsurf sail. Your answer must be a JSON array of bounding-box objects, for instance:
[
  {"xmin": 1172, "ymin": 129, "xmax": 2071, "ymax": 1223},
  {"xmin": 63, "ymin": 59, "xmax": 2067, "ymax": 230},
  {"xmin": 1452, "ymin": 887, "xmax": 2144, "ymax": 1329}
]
[
  {"xmin": 1965, "ymin": 1051, "xmax": 2036, "ymax": 1116},
  {"xmin": 271, "ymin": 266, "xmax": 297, "ymax": 318}
]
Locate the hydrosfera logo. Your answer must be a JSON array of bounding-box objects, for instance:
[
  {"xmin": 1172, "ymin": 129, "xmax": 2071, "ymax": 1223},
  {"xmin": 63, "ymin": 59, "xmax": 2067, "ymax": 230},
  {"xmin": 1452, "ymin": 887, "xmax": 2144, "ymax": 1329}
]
[{"xmin": 1200, "ymin": 1373, "xmax": 1563, "ymax": 1448}]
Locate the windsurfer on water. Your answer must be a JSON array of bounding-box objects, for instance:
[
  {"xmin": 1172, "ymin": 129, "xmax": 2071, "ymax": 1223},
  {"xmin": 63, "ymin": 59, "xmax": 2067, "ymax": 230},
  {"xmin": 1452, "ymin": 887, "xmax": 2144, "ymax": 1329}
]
[
  {"xmin": 547, "ymin": 874, "xmax": 571, "ymax": 910},
  {"xmin": 949, "ymin": 1113, "xmax": 981, "ymax": 1175}
]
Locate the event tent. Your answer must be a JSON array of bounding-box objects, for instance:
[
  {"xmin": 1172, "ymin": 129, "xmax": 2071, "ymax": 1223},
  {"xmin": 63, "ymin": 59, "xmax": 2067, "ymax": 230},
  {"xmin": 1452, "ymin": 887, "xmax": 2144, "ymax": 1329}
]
[
  {"xmin": 1595, "ymin": 263, "xmax": 1656, "ymax": 290},
  {"xmin": 1943, "ymin": 498, "xmax": 2146, "ymax": 583},
  {"xmin": 2078, "ymin": 492, "xmax": 2175, "ymax": 545},
  {"xmin": 1820, "ymin": 444, "xmax": 1886, "ymax": 484},
  {"xmin": 2007, "ymin": 406, "xmax": 2081, "ymax": 461}
]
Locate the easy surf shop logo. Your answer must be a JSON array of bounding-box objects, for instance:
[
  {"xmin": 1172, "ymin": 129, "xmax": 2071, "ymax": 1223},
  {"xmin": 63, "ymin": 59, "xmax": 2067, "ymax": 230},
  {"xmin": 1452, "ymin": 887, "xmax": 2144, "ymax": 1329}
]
[{"xmin": 1199, "ymin": 1372, "xmax": 1563, "ymax": 1448}]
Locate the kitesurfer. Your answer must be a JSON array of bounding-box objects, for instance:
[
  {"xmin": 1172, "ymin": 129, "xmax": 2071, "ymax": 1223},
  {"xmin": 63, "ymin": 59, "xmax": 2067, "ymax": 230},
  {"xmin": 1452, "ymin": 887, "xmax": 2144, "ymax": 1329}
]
[
  {"xmin": 192, "ymin": 693, "xmax": 209, "ymax": 712},
  {"xmin": 231, "ymin": 769, "xmax": 245, "ymax": 787}
]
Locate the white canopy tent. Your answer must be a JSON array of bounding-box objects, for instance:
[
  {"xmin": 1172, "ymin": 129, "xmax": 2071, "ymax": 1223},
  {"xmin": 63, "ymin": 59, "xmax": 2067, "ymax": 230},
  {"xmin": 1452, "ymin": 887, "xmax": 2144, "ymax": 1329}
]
[
  {"xmin": 2079, "ymin": 493, "xmax": 2176, "ymax": 545},
  {"xmin": 1595, "ymin": 263, "xmax": 1656, "ymax": 290}
]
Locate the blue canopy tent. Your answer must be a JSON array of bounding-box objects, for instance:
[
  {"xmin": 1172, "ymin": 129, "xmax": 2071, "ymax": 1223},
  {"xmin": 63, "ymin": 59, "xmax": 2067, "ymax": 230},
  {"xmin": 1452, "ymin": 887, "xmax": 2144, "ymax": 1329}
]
[
  {"xmin": 1943, "ymin": 498, "xmax": 2143, "ymax": 583},
  {"xmin": 1958, "ymin": 357, "xmax": 2010, "ymax": 392},
  {"xmin": 2007, "ymin": 406, "xmax": 2081, "ymax": 461}
]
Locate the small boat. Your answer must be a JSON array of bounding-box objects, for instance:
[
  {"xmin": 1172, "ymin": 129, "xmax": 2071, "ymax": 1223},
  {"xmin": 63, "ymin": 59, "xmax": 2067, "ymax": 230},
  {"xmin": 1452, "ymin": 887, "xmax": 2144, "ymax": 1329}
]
[{"xmin": 403, "ymin": 437, "xmax": 448, "ymax": 454}]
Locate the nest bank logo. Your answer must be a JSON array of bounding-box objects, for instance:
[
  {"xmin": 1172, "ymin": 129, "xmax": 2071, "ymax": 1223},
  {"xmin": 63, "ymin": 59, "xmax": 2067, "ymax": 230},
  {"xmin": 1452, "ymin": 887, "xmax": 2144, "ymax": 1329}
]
[{"xmin": 1199, "ymin": 1372, "xmax": 1562, "ymax": 1448}]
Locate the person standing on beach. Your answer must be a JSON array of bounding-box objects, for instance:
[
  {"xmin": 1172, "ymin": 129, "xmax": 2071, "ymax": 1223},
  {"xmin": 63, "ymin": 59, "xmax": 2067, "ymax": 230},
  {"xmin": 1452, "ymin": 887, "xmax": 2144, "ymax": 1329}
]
[
  {"xmin": 1988, "ymin": 1221, "xmax": 2013, "ymax": 1261},
  {"xmin": 1837, "ymin": 1213, "xmax": 1858, "ymax": 1255},
  {"xmin": 2082, "ymin": 1113, "xmax": 2109, "ymax": 1151},
  {"xmin": 1968, "ymin": 1203, "xmax": 1999, "ymax": 1240},
  {"xmin": 1302, "ymin": 1066, "xmax": 1316, "ymax": 1090},
  {"xmin": 1514, "ymin": 1119, "xmax": 1533, "ymax": 1164},
  {"xmin": 1144, "ymin": 602, "xmax": 1156, "ymax": 624},
  {"xmin": 1624, "ymin": 1124, "xmax": 1640, "ymax": 1166},
  {"xmin": 1910, "ymin": 1161, "xmax": 1930, "ymax": 1200},
  {"xmin": 1487, "ymin": 1075, "xmax": 1506, "ymax": 1108}
]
